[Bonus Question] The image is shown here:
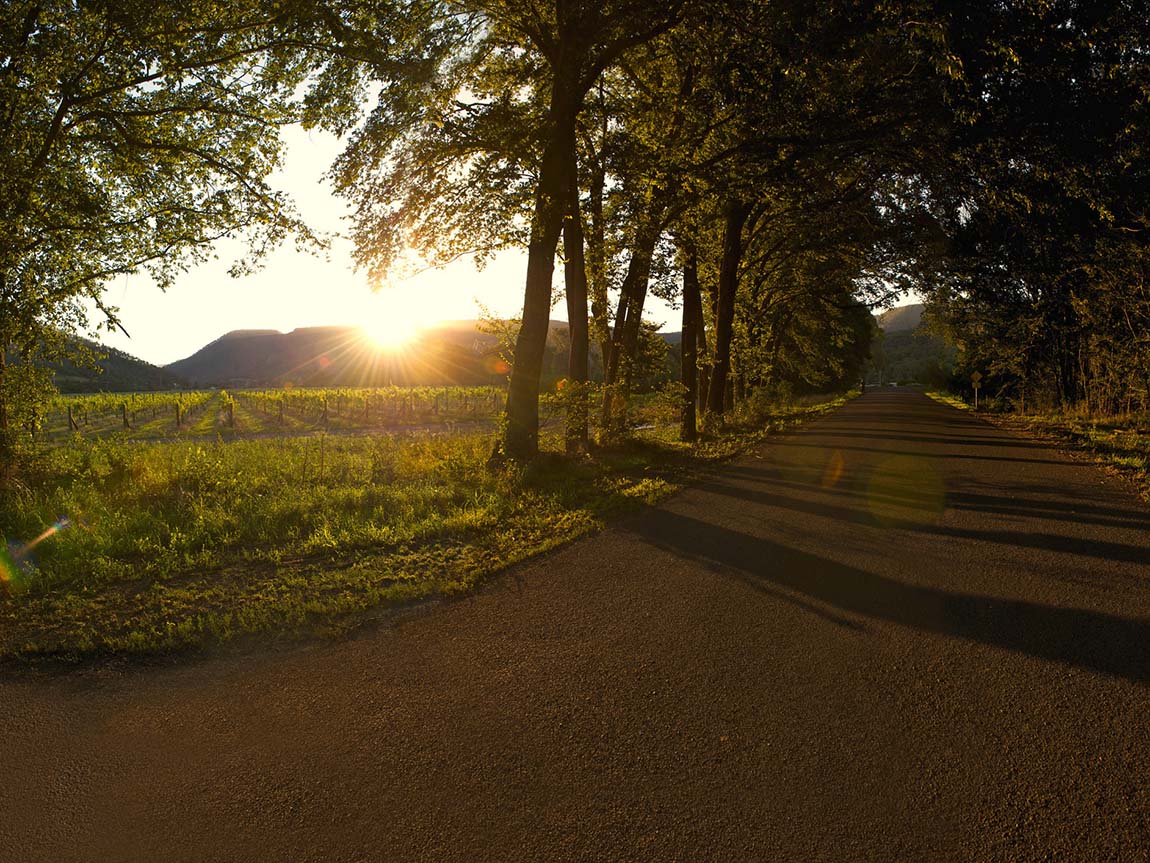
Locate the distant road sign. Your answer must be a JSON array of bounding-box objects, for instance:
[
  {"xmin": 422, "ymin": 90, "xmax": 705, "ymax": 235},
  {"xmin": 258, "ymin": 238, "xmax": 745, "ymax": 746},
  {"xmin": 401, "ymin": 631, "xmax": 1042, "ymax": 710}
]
[{"xmin": 971, "ymin": 371, "xmax": 983, "ymax": 384}]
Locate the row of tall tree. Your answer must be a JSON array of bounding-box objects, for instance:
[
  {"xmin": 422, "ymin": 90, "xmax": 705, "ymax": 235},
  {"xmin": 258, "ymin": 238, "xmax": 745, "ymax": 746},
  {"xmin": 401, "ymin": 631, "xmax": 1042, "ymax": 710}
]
[
  {"xmin": 3, "ymin": 0, "xmax": 1147, "ymax": 466},
  {"xmin": 296, "ymin": 0, "xmax": 956, "ymax": 457},
  {"xmin": 920, "ymin": 1, "xmax": 1150, "ymax": 414}
]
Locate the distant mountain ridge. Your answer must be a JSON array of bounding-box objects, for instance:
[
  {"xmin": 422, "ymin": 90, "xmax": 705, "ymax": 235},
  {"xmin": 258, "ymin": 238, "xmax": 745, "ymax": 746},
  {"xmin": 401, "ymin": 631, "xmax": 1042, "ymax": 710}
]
[
  {"xmin": 37, "ymin": 338, "xmax": 187, "ymax": 393},
  {"xmin": 165, "ymin": 321, "xmax": 684, "ymax": 389},
  {"xmin": 165, "ymin": 322, "xmax": 505, "ymax": 388},
  {"xmin": 876, "ymin": 303, "xmax": 923, "ymax": 333},
  {"xmin": 869, "ymin": 303, "xmax": 956, "ymax": 386}
]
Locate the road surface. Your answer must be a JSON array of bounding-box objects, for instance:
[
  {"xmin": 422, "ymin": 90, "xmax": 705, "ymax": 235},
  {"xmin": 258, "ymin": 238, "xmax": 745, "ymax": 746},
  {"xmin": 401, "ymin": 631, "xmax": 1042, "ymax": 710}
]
[{"xmin": 3, "ymin": 390, "xmax": 1149, "ymax": 861}]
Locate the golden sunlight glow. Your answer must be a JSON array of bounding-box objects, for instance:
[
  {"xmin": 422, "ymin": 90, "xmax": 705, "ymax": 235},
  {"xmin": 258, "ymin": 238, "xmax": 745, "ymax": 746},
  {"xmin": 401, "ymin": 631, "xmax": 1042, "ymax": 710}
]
[
  {"xmin": 866, "ymin": 455, "xmax": 945, "ymax": 526},
  {"xmin": 359, "ymin": 288, "xmax": 437, "ymax": 351},
  {"xmin": 362, "ymin": 315, "xmax": 419, "ymax": 350}
]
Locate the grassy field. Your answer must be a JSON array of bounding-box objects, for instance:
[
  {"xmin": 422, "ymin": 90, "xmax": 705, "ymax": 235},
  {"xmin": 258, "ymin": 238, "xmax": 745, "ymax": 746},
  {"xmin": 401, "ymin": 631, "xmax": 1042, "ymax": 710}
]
[{"xmin": 0, "ymin": 388, "xmax": 855, "ymax": 660}]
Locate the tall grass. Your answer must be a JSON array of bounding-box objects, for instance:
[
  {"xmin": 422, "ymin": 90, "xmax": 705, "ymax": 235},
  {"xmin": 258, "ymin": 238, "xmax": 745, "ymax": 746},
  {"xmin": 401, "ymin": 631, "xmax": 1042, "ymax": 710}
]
[
  {"xmin": 0, "ymin": 392, "xmax": 854, "ymax": 658},
  {"xmin": 927, "ymin": 390, "xmax": 1150, "ymax": 498},
  {"xmin": 7, "ymin": 433, "xmax": 520, "ymax": 585},
  {"xmin": 1007, "ymin": 411, "xmax": 1150, "ymax": 495}
]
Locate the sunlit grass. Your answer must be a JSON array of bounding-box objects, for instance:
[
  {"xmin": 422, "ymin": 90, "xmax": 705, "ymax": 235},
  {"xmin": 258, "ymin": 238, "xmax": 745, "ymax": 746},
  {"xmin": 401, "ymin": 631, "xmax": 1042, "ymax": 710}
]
[
  {"xmin": 997, "ymin": 411, "xmax": 1150, "ymax": 500},
  {"xmin": 0, "ymin": 392, "xmax": 854, "ymax": 659},
  {"xmin": 925, "ymin": 390, "xmax": 973, "ymax": 411}
]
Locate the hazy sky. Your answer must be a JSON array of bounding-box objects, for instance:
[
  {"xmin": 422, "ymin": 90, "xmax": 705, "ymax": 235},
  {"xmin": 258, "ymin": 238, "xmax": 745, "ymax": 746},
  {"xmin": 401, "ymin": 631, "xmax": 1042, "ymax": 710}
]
[{"xmin": 88, "ymin": 125, "xmax": 678, "ymax": 367}]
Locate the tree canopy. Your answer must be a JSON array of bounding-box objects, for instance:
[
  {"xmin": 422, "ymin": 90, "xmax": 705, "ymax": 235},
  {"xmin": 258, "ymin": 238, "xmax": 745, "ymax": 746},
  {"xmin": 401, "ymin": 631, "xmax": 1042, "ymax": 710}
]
[
  {"xmin": 921, "ymin": 0, "xmax": 1150, "ymax": 411},
  {"xmin": 7, "ymin": 0, "xmax": 1150, "ymax": 460},
  {"xmin": 0, "ymin": 0, "xmax": 313, "ymax": 440}
]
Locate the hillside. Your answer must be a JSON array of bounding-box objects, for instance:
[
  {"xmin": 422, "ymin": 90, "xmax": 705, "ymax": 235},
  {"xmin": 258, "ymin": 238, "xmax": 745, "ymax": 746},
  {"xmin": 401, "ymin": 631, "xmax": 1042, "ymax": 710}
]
[
  {"xmin": 876, "ymin": 303, "xmax": 923, "ymax": 333},
  {"xmin": 869, "ymin": 304, "xmax": 956, "ymax": 386},
  {"xmin": 164, "ymin": 321, "xmax": 679, "ymax": 389},
  {"xmin": 26, "ymin": 340, "xmax": 187, "ymax": 393},
  {"xmin": 165, "ymin": 321, "xmax": 684, "ymax": 389},
  {"xmin": 166, "ymin": 323, "xmax": 495, "ymax": 388}
]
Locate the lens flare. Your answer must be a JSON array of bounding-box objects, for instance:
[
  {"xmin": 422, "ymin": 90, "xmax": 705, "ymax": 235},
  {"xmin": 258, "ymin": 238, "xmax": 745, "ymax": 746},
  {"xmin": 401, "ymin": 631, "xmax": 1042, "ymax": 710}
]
[
  {"xmin": 483, "ymin": 356, "xmax": 511, "ymax": 376},
  {"xmin": 1, "ymin": 517, "xmax": 73, "ymax": 594},
  {"xmin": 0, "ymin": 543, "xmax": 20, "ymax": 592},
  {"xmin": 21, "ymin": 517, "xmax": 72, "ymax": 555},
  {"xmin": 866, "ymin": 456, "xmax": 945, "ymax": 527},
  {"xmin": 821, "ymin": 450, "xmax": 845, "ymax": 488}
]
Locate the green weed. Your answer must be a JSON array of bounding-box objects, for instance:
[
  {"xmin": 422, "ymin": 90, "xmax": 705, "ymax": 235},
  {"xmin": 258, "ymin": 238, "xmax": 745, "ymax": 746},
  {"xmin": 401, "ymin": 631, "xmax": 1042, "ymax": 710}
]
[
  {"xmin": 0, "ymin": 393, "xmax": 852, "ymax": 659},
  {"xmin": 995, "ymin": 411, "xmax": 1150, "ymax": 500},
  {"xmin": 925, "ymin": 391, "xmax": 974, "ymax": 411}
]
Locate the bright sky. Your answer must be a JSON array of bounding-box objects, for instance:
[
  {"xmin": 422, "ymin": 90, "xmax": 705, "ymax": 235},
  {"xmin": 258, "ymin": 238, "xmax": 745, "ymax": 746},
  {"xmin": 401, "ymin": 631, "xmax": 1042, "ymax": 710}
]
[{"xmin": 89, "ymin": 125, "xmax": 678, "ymax": 368}]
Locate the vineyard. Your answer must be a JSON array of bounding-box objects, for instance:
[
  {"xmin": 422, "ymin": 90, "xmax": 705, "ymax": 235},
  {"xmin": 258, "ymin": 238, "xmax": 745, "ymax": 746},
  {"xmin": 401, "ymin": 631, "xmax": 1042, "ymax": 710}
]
[
  {"xmin": 31, "ymin": 385, "xmax": 511, "ymax": 443},
  {"xmin": 0, "ymin": 388, "xmax": 849, "ymax": 657},
  {"xmin": 28, "ymin": 384, "xmax": 684, "ymax": 445}
]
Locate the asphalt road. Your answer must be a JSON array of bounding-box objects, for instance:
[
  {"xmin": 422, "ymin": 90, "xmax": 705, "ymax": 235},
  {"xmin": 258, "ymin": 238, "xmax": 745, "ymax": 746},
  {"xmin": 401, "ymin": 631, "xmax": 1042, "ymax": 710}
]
[{"xmin": 3, "ymin": 389, "xmax": 1149, "ymax": 862}]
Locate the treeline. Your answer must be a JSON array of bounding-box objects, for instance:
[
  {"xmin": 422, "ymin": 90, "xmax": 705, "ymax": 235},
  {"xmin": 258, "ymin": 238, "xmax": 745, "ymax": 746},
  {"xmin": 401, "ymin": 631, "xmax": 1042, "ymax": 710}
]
[
  {"xmin": 301, "ymin": 1, "xmax": 948, "ymax": 455},
  {"xmin": 919, "ymin": 3, "xmax": 1150, "ymax": 415},
  {"xmin": 53, "ymin": 342, "xmax": 185, "ymax": 393},
  {"xmin": 3, "ymin": 1, "xmax": 1147, "ymax": 466},
  {"xmin": 2, "ymin": 339, "xmax": 183, "ymax": 394}
]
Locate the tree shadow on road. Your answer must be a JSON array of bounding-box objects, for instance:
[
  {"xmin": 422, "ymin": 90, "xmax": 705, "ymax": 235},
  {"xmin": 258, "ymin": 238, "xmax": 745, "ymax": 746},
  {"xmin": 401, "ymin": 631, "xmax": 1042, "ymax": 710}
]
[
  {"xmin": 692, "ymin": 474, "xmax": 1150, "ymax": 567},
  {"xmin": 947, "ymin": 486, "xmax": 1150, "ymax": 531},
  {"xmin": 764, "ymin": 440, "xmax": 1077, "ymax": 468},
  {"xmin": 625, "ymin": 507, "xmax": 1150, "ymax": 685},
  {"xmin": 804, "ymin": 428, "xmax": 1051, "ymax": 450}
]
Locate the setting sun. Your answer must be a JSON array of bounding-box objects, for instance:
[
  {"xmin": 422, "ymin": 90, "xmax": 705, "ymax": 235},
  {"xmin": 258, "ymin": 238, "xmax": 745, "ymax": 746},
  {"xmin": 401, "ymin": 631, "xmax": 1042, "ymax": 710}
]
[
  {"xmin": 361, "ymin": 315, "xmax": 419, "ymax": 350},
  {"xmin": 359, "ymin": 287, "xmax": 437, "ymax": 350}
]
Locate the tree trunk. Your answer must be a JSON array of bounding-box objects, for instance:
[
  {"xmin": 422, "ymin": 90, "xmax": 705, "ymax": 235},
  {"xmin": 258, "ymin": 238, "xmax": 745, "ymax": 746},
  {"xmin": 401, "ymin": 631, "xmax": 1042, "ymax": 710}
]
[
  {"xmin": 500, "ymin": 82, "xmax": 579, "ymax": 461},
  {"xmin": 679, "ymin": 242, "xmax": 700, "ymax": 442},
  {"xmin": 601, "ymin": 214, "xmax": 662, "ymax": 437},
  {"xmin": 563, "ymin": 160, "xmax": 590, "ymax": 454},
  {"xmin": 603, "ymin": 285, "xmax": 629, "ymax": 388},
  {"xmin": 707, "ymin": 199, "xmax": 751, "ymax": 416},
  {"xmin": 605, "ymin": 209, "xmax": 666, "ymax": 387},
  {"xmin": 586, "ymin": 156, "xmax": 612, "ymax": 378},
  {"xmin": 694, "ymin": 267, "xmax": 711, "ymax": 419},
  {"xmin": 618, "ymin": 263, "xmax": 652, "ymax": 393},
  {"xmin": 599, "ymin": 284, "xmax": 631, "ymax": 440},
  {"xmin": 0, "ymin": 345, "xmax": 8, "ymax": 435}
]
